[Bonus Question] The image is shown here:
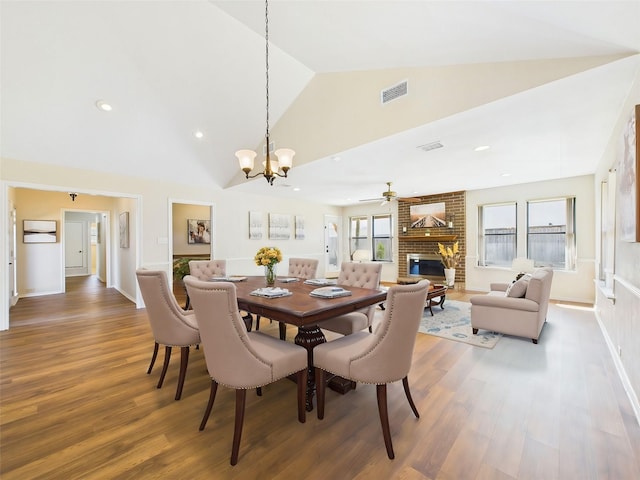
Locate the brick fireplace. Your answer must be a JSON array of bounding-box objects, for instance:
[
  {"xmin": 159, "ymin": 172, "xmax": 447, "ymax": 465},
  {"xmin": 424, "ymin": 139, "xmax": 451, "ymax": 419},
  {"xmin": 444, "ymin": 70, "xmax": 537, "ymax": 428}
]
[{"xmin": 397, "ymin": 191, "xmax": 466, "ymax": 287}]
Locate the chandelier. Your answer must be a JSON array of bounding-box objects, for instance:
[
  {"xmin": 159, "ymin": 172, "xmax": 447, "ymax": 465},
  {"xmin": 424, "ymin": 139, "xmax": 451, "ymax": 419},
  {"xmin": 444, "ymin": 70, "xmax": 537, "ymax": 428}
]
[{"xmin": 235, "ymin": 0, "xmax": 294, "ymax": 185}]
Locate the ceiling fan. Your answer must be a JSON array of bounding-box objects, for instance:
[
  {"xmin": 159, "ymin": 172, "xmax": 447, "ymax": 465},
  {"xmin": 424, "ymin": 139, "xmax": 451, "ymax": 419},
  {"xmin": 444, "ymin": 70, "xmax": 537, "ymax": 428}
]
[{"xmin": 359, "ymin": 182, "xmax": 421, "ymax": 205}]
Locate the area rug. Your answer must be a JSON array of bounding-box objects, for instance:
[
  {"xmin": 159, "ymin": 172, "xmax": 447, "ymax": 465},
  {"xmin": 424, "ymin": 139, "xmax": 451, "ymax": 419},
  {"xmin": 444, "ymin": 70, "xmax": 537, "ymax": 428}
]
[{"xmin": 419, "ymin": 300, "xmax": 501, "ymax": 349}]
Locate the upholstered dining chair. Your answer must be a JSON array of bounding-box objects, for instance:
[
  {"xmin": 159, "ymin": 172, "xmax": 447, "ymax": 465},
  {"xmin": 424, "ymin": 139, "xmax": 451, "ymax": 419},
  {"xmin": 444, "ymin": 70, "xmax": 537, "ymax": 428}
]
[
  {"xmin": 316, "ymin": 261, "xmax": 382, "ymax": 336},
  {"xmin": 185, "ymin": 259, "xmax": 226, "ymax": 309},
  {"xmin": 184, "ymin": 276, "xmax": 308, "ymax": 466},
  {"xmin": 313, "ymin": 279, "xmax": 430, "ymax": 459},
  {"xmin": 287, "ymin": 257, "xmax": 319, "ymax": 279},
  {"xmin": 256, "ymin": 257, "xmax": 319, "ymax": 340},
  {"xmin": 136, "ymin": 269, "xmax": 201, "ymax": 401}
]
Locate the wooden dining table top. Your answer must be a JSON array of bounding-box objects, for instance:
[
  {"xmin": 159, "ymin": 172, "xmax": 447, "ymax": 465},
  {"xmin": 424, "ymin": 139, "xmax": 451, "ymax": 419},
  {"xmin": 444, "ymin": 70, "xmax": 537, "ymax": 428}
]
[{"xmin": 232, "ymin": 276, "xmax": 388, "ymax": 328}]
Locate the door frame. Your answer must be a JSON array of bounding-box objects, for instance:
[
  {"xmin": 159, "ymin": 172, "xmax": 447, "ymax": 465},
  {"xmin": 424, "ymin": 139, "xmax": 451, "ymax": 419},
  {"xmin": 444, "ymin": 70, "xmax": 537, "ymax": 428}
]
[
  {"xmin": 1, "ymin": 180, "xmax": 138, "ymax": 331},
  {"xmin": 168, "ymin": 198, "xmax": 215, "ymax": 289}
]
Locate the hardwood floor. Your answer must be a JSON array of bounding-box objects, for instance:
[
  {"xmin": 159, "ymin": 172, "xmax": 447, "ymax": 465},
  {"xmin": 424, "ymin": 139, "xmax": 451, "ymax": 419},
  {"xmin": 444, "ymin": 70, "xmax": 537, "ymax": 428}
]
[{"xmin": 2, "ymin": 276, "xmax": 639, "ymax": 479}]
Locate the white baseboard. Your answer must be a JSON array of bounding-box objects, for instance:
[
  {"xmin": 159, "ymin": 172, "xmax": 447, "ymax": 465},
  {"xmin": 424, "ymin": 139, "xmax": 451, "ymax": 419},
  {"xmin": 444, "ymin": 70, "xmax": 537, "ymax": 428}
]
[{"xmin": 595, "ymin": 309, "xmax": 640, "ymax": 426}]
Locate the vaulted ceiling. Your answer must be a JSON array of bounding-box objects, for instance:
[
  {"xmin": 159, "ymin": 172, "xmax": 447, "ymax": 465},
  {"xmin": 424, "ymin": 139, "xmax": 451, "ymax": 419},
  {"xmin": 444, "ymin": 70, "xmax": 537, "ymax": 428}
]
[{"xmin": 2, "ymin": 1, "xmax": 639, "ymax": 205}]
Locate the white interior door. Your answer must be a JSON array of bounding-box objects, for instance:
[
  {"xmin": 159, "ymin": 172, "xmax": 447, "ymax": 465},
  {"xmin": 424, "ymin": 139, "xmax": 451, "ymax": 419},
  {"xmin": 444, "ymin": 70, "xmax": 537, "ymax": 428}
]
[
  {"xmin": 65, "ymin": 221, "xmax": 88, "ymax": 275},
  {"xmin": 8, "ymin": 205, "xmax": 17, "ymax": 305},
  {"xmin": 324, "ymin": 215, "xmax": 341, "ymax": 277}
]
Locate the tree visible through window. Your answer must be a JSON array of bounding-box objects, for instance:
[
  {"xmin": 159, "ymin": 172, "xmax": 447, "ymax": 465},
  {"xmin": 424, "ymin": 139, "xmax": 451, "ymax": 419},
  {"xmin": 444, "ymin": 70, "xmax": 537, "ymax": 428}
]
[
  {"xmin": 349, "ymin": 216, "xmax": 368, "ymax": 259},
  {"xmin": 372, "ymin": 214, "xmax": 392, "ymax": 261}
]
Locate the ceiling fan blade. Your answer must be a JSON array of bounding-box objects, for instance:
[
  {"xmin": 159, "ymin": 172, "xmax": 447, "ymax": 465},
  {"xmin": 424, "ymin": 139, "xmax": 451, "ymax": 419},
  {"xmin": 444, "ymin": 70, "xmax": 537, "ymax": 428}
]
[
  {"xmin": 399, "ymin": 196, "xmax": 422, "ymax": 203},
  {"xmin": 359, "ymin": 197, "xmax": 383, "ymax": 202}
]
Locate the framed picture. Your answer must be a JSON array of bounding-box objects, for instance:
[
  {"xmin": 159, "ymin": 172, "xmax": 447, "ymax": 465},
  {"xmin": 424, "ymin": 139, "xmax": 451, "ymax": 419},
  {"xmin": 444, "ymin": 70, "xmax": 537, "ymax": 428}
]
[
  {"xmin": 23, "ymin": 220, "xmax": 57, "ymax": 243},
  {"xmin": 618, "ymin": 104, "xmax": 640, "ymax": 242},
  {"xmin": 249, "ymin": 211, "xmax": 263, "ymax": 240},
  {"xmin": 187, "ymin": 219, "xmax": 211, "ymax": 244},
  {"xmin": 409, "ymin": 202, "xmax": 446, "ymax": 228},
  {"xmin": 119, "ymin": 212, "xmax": 129, "ymax": 248},
  {"xmin": 295, "ymin": 215, "xmax": 305, "ymax": 240},
  {"xmin": 269, "ymin": 213, "xmax": 291, "ymax": 240}
]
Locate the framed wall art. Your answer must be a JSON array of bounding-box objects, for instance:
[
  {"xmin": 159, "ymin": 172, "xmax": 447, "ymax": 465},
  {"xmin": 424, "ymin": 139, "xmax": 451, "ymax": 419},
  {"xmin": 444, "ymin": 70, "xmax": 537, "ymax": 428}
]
[
  {"xmin": 409, "ymin": 202, "xmax": 446, "ymax": 228},
  {"xmin": 249, "ymin": 211, "xmax": 263, "ymax": 240},
  {"xmin": 618, "ymin": 104, "xmax": 640, "ymax": 242},
  {"xmin": 295, "ymin": 215, "xmax": 305, "ymax": 240},
  {"xmin": 268, "ymin": 213, "xmax": 291, "ymax": 240},
  {"xmin": 23, "ymin": 220, "xmax": 57, "ymax": 243},
  {"xmin": 187, "ymin": 219, "xmax": 211, "ymax": 244},
  {"xmin": 119, "ymin": 212, "xmax": 129, "ymax": 248}
]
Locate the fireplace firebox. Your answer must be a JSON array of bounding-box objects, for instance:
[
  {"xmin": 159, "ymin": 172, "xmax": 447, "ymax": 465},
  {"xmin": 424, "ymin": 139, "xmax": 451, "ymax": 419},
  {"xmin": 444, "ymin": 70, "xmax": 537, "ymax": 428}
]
[{"xmin": 406, "ymin": 254, "xmax": 445, "ymax": 281}]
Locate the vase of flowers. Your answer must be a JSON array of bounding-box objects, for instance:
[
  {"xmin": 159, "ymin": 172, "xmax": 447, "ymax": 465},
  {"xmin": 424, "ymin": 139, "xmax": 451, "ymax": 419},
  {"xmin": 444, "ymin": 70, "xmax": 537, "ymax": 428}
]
[
  {"xmin": 438, "ymin": 242, "xmax": 460, "ymax": 287},
  {"xmin": 254, "ymin": 246, "xmax": 282, "ymax": 287}
]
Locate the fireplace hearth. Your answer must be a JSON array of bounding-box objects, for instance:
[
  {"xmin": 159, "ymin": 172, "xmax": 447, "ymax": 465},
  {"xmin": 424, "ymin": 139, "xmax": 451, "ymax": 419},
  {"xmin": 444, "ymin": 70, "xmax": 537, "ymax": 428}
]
[{"xmin": 406, "ymin": 254, "xmax": 445, "ymax": 281}]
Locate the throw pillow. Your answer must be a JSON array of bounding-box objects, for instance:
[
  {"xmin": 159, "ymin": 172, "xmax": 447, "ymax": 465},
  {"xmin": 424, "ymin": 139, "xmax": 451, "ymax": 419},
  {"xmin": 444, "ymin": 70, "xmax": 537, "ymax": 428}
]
[{"xmin": 506, "ymin": 278, "xmax": 528, "ymax": 298}]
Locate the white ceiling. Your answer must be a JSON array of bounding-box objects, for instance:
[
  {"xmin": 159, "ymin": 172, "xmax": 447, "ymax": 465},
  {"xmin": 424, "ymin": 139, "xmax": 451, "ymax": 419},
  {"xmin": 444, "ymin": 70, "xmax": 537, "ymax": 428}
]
[{"xmin": 2, "ymin": 1, "xmax": 639, "ymax": 205}]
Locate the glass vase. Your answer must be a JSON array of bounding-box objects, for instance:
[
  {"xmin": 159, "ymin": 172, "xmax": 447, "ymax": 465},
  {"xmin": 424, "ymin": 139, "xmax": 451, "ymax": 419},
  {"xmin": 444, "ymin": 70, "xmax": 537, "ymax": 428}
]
[{"xmin": 265, "ymin": 264, "xmax": 277, "ymax": 287}]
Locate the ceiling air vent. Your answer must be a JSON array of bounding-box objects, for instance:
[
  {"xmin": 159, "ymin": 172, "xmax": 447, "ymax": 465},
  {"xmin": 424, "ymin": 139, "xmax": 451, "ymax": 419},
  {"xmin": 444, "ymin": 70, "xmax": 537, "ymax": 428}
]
[
  {"xmin": 417, "ymin": 141, "xmax": 444, "ymax": 152},
  {"xmin": 381, "ymin": 80, "xmax": 408, "ymax": 104}
]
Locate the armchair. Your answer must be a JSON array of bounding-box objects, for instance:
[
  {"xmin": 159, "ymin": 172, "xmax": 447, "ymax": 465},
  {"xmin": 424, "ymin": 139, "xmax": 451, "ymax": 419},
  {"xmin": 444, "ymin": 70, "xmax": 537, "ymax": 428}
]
[{"xmin": 469, "ymin": 267, "xmax": 553, "ymax": 344}]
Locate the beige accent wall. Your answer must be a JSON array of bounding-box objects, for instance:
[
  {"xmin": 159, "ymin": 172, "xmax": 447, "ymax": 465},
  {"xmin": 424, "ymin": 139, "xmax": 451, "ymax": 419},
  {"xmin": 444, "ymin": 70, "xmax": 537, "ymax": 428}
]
[{"xmin": 228, "ymin": 55, "xmax": 628, "ymax": 187}]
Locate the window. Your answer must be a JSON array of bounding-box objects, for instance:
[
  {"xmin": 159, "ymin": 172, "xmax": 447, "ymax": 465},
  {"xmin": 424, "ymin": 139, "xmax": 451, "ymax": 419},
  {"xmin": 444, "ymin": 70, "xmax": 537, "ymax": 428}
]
[
  {"xmin": 478, "ymin": 203, "xmax": 516, "ymax": 266},
  {"xmin": 372, "ymin": 214, "xmax": 393, "ymax": 261},
  {"xmin": 527, "ymin": 197, "xmax": 576, "ymax": 269},
  {"xmin": 349, "ymin": 216, "xmax": 368, "ymax": 258}
]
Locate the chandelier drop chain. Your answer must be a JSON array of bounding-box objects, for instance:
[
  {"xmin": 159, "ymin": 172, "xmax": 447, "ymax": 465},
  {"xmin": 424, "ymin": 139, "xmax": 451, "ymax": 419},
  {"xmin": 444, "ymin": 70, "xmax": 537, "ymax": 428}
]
[
  {"xmin": 265, "ymin": 0, "xmax": 269, "ymax": 142},
  {"xmin": 235, "ymin": 0, "xmax": 294, "ymax": 184}
]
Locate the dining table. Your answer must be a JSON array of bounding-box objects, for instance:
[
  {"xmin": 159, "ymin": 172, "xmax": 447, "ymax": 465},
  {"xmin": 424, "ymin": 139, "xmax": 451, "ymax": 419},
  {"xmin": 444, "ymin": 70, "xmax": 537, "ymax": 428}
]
[{"xmin": 231, "ymin": 276, "xmax": 388, "ymax": 411}]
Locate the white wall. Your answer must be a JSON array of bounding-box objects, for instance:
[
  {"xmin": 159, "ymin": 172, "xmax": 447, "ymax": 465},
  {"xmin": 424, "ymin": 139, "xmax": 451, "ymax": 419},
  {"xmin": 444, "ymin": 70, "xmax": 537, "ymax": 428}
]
[
  {"xmin": 1, "ymin": 159, "xmax": 341, "ymax": 329},
  {"xmin": 465, "ymin": 175, "xmax": 596, "ymax": 303}
]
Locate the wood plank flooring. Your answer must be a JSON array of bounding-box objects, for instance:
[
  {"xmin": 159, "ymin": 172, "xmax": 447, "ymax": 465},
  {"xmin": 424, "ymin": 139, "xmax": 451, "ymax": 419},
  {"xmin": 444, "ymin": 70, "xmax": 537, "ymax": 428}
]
[{"xmin": 2, "ymin": 276, "xmax": 639, "ymax": 479}]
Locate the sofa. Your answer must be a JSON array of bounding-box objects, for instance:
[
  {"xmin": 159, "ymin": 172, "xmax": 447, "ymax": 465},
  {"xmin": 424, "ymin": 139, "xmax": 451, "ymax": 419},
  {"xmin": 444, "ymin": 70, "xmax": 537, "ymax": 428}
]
[{"xmin": 469, "ymin": 267, "xmax": 553, "ymax": 344}]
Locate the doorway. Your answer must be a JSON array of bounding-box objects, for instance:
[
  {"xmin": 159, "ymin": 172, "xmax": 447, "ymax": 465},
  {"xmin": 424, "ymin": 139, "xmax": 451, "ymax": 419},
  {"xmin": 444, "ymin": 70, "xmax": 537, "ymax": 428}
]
[{"xmin": 324, "ymin": 215, "xmax": 341, "ymax": 278}]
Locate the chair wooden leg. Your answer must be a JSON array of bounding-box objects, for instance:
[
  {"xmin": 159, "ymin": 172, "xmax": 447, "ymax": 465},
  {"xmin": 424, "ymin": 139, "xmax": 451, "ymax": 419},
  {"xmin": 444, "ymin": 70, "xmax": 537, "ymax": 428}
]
[
  {"xmin": 255, "ymin": 315, "xmax": 261, "ymax": 330},
  {"xmin": 175, "ymin": 346, "xmax": 190, "ymax": 400},
  {"xmin": 147, "ymin": 342, "xmax": 159, "ymax": 374},
  {"xmin": 199, "ymin": 380, "xmax": 218, "ymax": 431},
  {"xmin": 315, "ymin": 368, "xmax": 326, "ymax": 420},
  {"xmin": 297, "ymin": 369, "xmax": 307, "ymax": 423},
  {"xmin": 157, "ymin": 346, "xmax": 172, "ymax": 389},
  {"xmin": 231, "ymin": 389, "xmax": 247, "ymax": 466},
  {"xmin": 402, "ymin": 376, "xmax": 420, "ymax": 418},
  {"xmin": 279, "ymin": 322, "xmax": 287, "ymax": 340},
  {"xmin": 376, "ymin": 384, "xmax": 394, "ymax": 459},
  {"xmin": 472, "ymin": 328, "xmax": 478, "ymax": 334}
]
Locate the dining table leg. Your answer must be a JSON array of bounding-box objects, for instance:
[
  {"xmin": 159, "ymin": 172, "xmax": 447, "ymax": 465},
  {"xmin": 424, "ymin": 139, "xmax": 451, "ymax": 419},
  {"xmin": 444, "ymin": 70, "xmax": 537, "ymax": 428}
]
[{"xmin": 294, "ymin": 325, "xmax": 326, "ymax": 412}]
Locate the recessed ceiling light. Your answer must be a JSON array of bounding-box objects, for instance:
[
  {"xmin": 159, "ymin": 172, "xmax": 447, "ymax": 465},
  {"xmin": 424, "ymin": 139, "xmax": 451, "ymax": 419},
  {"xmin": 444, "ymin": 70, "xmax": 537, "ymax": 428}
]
[
  {"xmin": 194, "ymin": 130, "xmax": 204, "ymax": 139},
  {"xmin": 501, "ymin": 173, "xmax": 512, "ymax": 177},
  {"xmin": 293, "ymin": 187, "xmax": 300, "ymax": 192},
  {"xmin": 475, "ymin": 145, "xmax": 490, "ymax": 152},
  {"xmin": 95, "ymin": 100, "xmax": 112, "ymax": 112}
]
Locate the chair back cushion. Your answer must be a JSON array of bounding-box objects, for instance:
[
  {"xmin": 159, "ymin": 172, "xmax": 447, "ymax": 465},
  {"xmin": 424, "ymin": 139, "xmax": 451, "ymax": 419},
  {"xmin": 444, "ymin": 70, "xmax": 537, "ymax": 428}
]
[
  {"xmin": 287, "ymin": 258, "xmax": 319, "ymax": 280},
  {"xmin": 188, "ymin": 260, "xmax": 226, "ymax": 280},
  {"xmin": 184, "ymin": 277, "xmax": 281, "ymax": 388},
  {"xmin": 135, "ymin": 269, "xmax": 200, "ymax": 346},
  {"xmin": 337, "ymin": 262, "xmax": 382, "ymax": 289},
  {"xmin": 353, "ymin": 280, "xmax": 429, "ymax": 382},
  {"xmin": 525, "ymin": 267, "xmax": 554, "ymax": 316},
  {"xmin": 337, "ymin": 262, "xmax": 382, "ymax": 323}
]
